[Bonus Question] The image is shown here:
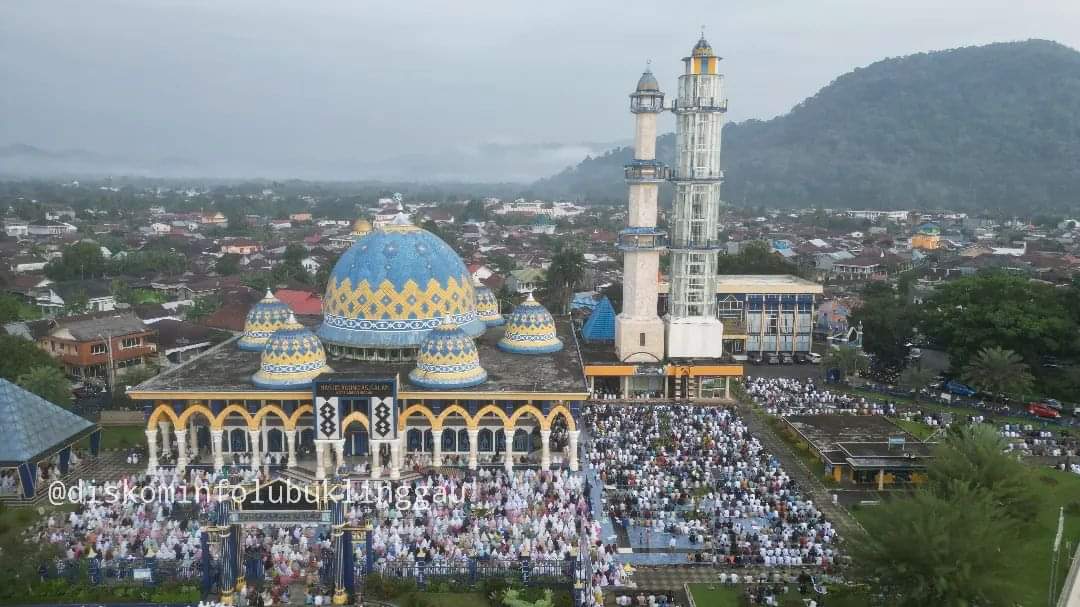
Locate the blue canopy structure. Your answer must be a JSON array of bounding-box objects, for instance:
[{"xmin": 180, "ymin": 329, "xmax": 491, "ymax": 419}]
[
  {"xmin": 0, "ymin": 379, "xmax": 100, "ymax": 498},
  {"xmin": 581, "ymin": 297, "xmax": 616, "ymax": 343}
]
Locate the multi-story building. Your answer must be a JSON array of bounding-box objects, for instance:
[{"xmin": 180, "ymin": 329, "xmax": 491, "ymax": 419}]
[{"xmin": 37, "ymin": 311, "xmax": 157, "ymax": 382}]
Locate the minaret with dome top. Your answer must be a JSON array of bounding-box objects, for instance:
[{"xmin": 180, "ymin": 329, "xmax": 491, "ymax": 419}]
[
  {"xmin": 665, "ymin": 33, "xmax": 728, "ymax": 358},
  {"xmin": 615, "ymin": 63, "xmax": 668, "ymax": 363}
]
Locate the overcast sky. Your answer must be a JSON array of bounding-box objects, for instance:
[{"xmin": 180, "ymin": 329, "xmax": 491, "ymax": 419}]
[{"xmin": 2, "ymin": 0, "xmax": 1078, "ymax": 181}]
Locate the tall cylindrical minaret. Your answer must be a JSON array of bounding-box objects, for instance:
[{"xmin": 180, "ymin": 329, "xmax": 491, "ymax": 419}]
[
  {"xmin": 614, "ymin": 67, "xmax": 667, "ymax": 363},
  {"xmin": 665, "ymin": 35, "xmax": 727, "ymax": 358}
]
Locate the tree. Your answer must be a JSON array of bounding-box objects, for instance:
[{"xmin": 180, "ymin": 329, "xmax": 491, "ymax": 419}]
[
  {"xmin": 0, "ymin": 334, "xmax": 64, "ymax": 384},
  {"xmin": 898, "ymin": 365, "xmax": 936, "ymax": 402},
  {"xmin": 849, "ymin": 282, "xmax": 918, "ymax": 367},
  {"xmin": 185, "ymin": 296, "xmax": 220, "ymax": 322},
  {"xmin": 542, "ymin": 246, "xmax": 586, "ymax": 315},
  {"xmin": 961, "ymin": 346, "xmax": 1034, "ymax": 401},
  {"xmin": 45, "ymin": 241, "xmax": 107, "ymax": 281},
  {"xmin": 920, "ymin": 271, "xmax": 1076, "ymax": 369},
  {"xmin": 824, "ymin": 346, "xmax": 867, "ymax": 381},
  {"xmin": 62, "ymin": 289, "xmax": 89, "ymax": 316},
  {"xmin": 215, "ymin": 254, "xmax": 241, "ymax": 276},
  {"xmin": 927, "ymin": 424, "xmax": 1041, "ymax": 525},
  {"xmin": 0, "ymin": 293, "xmax": 39, "ymax": 323},
  {"xmin": 853, "ymin": 482, "xmax": 1021, "ymax": 607},
  {"xmin": 17, "ymin": 366, "xmax": 72, "ymax": 407}
]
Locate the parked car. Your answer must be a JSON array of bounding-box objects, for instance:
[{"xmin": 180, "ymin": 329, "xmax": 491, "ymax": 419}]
[
  {"xmin": 794, "ymin": 352, "xmax": 810, "ymax": 364},
  {"xmin": 808, "ymin": 352, "xmax": 823, "ymax": 364},
  {"xmin": 943, "ymin": 380, "xmax": 977, "ymax": 397},
  {"xmin": 766, "ymin": 353, "xmax": 780, "ymax": 365},
  {"xmin": 781, "ymin": 353, "xmax": 795, "ymax": 364},
  {"xmin": 1028, "ymin": 403, "xmax": 1062, "ymax": 419}
]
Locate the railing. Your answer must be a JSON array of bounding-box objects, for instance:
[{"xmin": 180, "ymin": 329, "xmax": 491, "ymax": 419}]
[
  {"xmin": 369, "ymin": 557, "xmax": 577, "ymax": 587},
  {"xmin": 44, "ymin": 557, "xmax": 212, "ymax": 586},
  {"xmin": 672, "ymin": 98, "xmax": 728, "ymax": 112}
]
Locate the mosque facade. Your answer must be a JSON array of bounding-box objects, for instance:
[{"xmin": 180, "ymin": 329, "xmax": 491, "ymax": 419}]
[{"xmin": 129, "ymin": 213, "xmax": 585, "ymax": 480}]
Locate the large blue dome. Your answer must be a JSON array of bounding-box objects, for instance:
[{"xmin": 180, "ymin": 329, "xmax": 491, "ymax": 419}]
[{"xmin": 318, "ymin": 216, "xmax": 485, "ymax": 349}]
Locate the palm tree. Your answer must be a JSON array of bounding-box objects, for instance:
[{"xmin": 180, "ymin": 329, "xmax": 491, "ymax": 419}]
[
  {"xmin": 962, "ymin": 347, "xmax": 1034, "ymax": 401},
  {"xmin": 17, "ymin": 365, "xmax": 72, "ymax": 407},
  {"xmin": 824, "ymin": 346, "xmax": 868, "ymax": 381},
  {"xmin": 899, "ymin": 365, "xmax": 936, "ymax": 403},
  {"xmin": 543, "ymin": 246, "xmax": 586, "ymax": 315}
]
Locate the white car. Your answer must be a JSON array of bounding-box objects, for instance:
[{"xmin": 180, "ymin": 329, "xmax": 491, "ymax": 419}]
[{"xmin": 808, "ymin": 352, "xmax": 823, "ymax": 364}]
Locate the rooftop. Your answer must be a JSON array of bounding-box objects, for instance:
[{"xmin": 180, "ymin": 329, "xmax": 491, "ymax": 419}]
[
  {"xmin": 130, "ymin": 317, "xmax": 587, "ymax": 397},
  {"xmin": 785, "ymin": 414, "xmax": 915, "ymax": 453}
]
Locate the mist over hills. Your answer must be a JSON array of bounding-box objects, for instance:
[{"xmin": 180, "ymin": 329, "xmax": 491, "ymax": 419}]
[{"xmin": 535, "ymin": 39, "xmax": 1080, "ymax": 212}]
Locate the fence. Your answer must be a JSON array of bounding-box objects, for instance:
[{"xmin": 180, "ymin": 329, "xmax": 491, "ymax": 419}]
[
  {"xmin": 45, "ymin": 557, "xmax": 212, "ymax": 587},
  {"xmin": 365, "ymin": 557, "xmax": 578, "ymax": 588}
]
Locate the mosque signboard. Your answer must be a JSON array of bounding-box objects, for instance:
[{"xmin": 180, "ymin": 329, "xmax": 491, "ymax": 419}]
[{"xmin": 313, "ymin": 375, "xmax": 398, "ymax": 442}]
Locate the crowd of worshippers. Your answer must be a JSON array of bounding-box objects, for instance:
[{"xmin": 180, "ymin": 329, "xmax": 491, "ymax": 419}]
[
  {"xmin": 746, "ymin": 377, "xmax": 894, "ymax": 417},
  {"xmin": 1, "ymin": 450, "xmax": 86, "ymax": 496},
  {"xmin": 586, "ymin": 404, "xmax": 838, "ymax": 568}
]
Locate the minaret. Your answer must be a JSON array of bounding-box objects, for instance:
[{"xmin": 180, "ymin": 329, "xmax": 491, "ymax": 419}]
[
  {"xmin": 615, "ymin": 66, "xmax": 667, "ymax": 363},
  {"xmin": 665, "ymin": 35, "xmax": 727, "ymax": 358}
]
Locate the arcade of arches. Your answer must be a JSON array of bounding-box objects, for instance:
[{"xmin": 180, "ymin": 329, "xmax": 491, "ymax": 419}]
[{"xmin": 141, "ymin": 399, "xmax": 580, "ymax": 480}]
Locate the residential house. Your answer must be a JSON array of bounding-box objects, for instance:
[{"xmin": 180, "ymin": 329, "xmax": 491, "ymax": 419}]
[
  {"xmin": 220, "ymin": 239, "xmax": 261, "ymax": 255},
  {"xmin": 289, "ymin": 212, "xmax": 313, "ymax": 223},
  {"xmin": 149, "ymin": 318, "xmax": 220, "ymax": 366},
  {"xmin": 37, "ymin": 311, "xmax": 156, "ymax": 381},
  {"xmin": 507, "ymin": 268, "xmax": 546, "ymax": 294},
  {"xmin": 28, "ymin": 220, "xmax": 77, "ymax": 237},
  {"xmin": 4, "ymin": 219, "xmax": 28, "ymax": 238},
  {"xmin": 9, "ymin": 255, "xmax": 47, "ymax": 274},
  {"xmin": 274, "ymin": 289, "xmax": 323, "ymax": 315},
  {"xmin": 33, "ymin": 280, "xmax": 116, "ymax": 315}
]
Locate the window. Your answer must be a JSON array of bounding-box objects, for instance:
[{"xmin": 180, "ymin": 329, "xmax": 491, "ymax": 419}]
[
  {"xmin": 121, "ymin": 337, "xmax": 139, "ymax": 349},
  {"xmin": 90, "ymin": 343, "xmax": 107, "ymax": 355},
  {"xmin": 639, "ymin": 333, "xmax": 646, "ymax": 347}
]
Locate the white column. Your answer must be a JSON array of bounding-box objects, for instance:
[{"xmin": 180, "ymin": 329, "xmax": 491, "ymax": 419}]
[
  {"xmin": 467, "ymin": 428, "xmax": 480, "ymax": 471},
  {"xmin": 567, "ymin": 430, "xmax": 580, "ymax": 472},
  {"xmin": 188, "ymin": 424, "xmax": 199, "ymax": 457},
  {"xmin": 431, "ymin": 430, "xmax": 443, "ymax": 467},
  {"xmin": 503, "ymin": 428, "xmax": 514, "ymax": 472},
  {"xmin": 725, "ymin": 377, "xmax": 731, "ymax": 399},
  {"xmin": 145, "ymin": 428, "xmax": 159, "ymax": 471},
  {"xmin": 314, "ymin": 441, "xmax": 327, "ymax": 481},
  {"xmin": 158, "ymin": 421, "xmax": 172, "ymax": 458},
  {"xmin": 540, "ymin": 430, "xmax": 551, "ymax": 471},
  {"xmin": 211, "ymin": 429, "xmax": 224, "ymax": 472},
  {"xmin": 285, "ymin": 430, "xmax": 297, "ymax": 469},
  {"xmin": 389, "ymin": 438, "xmax": 401, "ymax": 480},
  {"xmin": 332, "ymin": 439, "xmax": 346, "ymax": 475},
  {"xmin": 247, "ymin": 429, "xmax": 261, "ymax": 472},
  {"xmin": 174, "ymin": 428, "xmax": 188, "ymax": 472},
  {"xmin": 370, "ymin": 441, "xmax": 381, "ymax": 479}
]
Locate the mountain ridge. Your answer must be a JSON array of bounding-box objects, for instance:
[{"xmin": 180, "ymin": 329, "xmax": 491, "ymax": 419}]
[{"xmin": 534, "ymin": 39, "xmax": 1080, "ymax": 212}]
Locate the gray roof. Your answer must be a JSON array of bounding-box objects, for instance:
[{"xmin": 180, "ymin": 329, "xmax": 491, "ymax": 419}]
[
  {"xmin": 53, "ymin": 311, "xmax": 149, "ymax": 341},
  {"xmin": 0, "ymin": 379, "xmax": 96, "ymax": 464}
]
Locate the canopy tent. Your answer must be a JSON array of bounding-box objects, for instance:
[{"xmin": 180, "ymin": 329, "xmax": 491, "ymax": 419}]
[{"xmin": 0, "ymin": 379, "xmax": 101, "ymax": 498}]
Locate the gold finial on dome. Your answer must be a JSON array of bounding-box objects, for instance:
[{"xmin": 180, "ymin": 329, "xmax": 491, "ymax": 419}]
[{"xmin": 352, "ymin": 217, "xmax": 372, "ymax": 237}]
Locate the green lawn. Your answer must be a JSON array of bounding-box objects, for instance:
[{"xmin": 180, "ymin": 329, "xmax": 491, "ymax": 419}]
[
  {"xmin": 396, "ymin": 592, "xmax": 487, "ymax": 607},
  {"xmin": 96, "ymin": 425, "xmax": 146, "ymax": 451},
  {"xmin": 853, "ymin": 466, "xmax": 1080, "ymax": 606},
  {"xmin": 888, "ymin": 418, "xmax": 937, "ymax": 441},
  {"xmin": 687, "ymin": 583, "xmax": 869, "ymax": 607}
]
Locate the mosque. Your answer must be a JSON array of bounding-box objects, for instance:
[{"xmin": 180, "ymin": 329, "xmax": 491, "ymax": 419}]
[{"xmin": 129, "ymin": 214, "xmax": 586, "ymax": 480}]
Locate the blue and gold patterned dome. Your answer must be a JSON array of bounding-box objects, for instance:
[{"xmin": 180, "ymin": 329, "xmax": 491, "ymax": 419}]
[
  {"xmin": 497, "ymin": 292, "xmax": 563, "ymax": 355},
  {"xmin": 318, "ymin": 214, "xmax": 485, "ymax": 351},
  {"xmin": 252, "ymin": 314, "xmax": 332, "ymax": 389},
  {"xmin": 238, "ymin": 290, "xmax": 292, "ymax": 351},
  {"xmin": 408, "ymin": 322, "xmax": 487, "ymax": 389},
  {"xmin": 474, "ymin": 279, "xmax": 504, "ymax": 327}
]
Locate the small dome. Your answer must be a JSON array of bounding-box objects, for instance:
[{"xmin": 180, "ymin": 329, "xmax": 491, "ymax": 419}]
[
  {"xmin": 409, "ymin": 322, "xmax": 487, "ymax": 389},
  {"xmin": 238, "ymin": 290, "xmax": 292, "ymax": 351},
  {"xmin": 351, "ymin": 217, "xmax": 372, "ymax": 237},
  {"xmin": 252, "ymin": 314, "xmax": 331, "ymax": 389},
  {"xmin": 497, "ymin": 292, "xmax": 563, "ymax": 355},
  {"xmin": 692, "ymin": 36, "xmax": 714, "ymax": 57},
  {"xmin": 636, "ymin": 69, "xmax": 659, "ymax": 92},
  {"xmin": 474, "ymin": 279, "xmax": 504, "ymax": 326}
]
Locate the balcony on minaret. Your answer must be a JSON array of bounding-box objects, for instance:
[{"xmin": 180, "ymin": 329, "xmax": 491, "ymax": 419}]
[
  {"xmin": 617, "ymin": 227, "xmax": 667, "ymax": 252},
  {"xmin": 672, "ymin": 97, "xmax": 728, "ymax": 113},
  {"xmin": 630, "ymin": 92, "xmax": 664, "ymax": 113},
  {"xmin": 625, "ymin": 160, "xmax": 670, "ymax": 183}
]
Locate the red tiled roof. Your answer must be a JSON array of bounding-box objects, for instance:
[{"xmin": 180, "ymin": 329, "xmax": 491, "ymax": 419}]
[{"xmin": 274, "ymin": 289, "xmax": 323, "ymax": 315}]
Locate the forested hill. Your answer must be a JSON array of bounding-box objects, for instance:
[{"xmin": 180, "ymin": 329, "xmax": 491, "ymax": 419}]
[{"xmin": 533, "ymin": 40, "xmax": 1080, "ymax": 212}]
